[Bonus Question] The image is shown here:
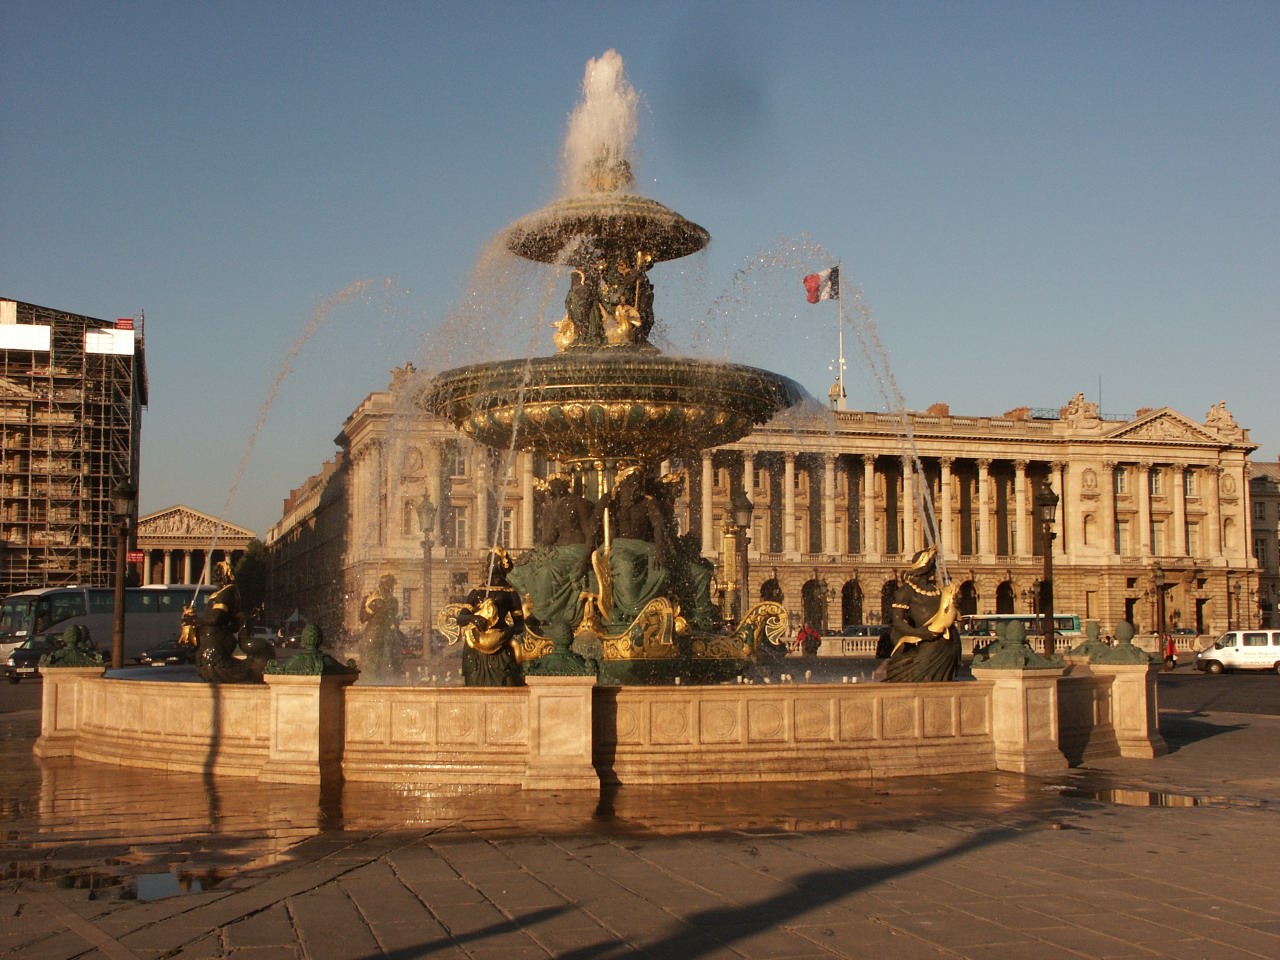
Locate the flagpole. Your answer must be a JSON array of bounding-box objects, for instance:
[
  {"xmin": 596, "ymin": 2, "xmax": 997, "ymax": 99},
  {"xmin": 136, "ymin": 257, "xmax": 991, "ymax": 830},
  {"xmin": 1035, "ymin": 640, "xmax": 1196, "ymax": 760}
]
[{"xmin": 836, "ymin": 260, "xmax": 846, "ymax": 412}]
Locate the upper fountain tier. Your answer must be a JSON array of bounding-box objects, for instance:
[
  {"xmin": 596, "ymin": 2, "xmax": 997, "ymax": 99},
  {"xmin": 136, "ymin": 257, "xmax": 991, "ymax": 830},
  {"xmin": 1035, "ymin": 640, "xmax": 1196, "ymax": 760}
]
[{"xmin": 504, "ymin": 156, "xmax": 709, "ymax": 267}]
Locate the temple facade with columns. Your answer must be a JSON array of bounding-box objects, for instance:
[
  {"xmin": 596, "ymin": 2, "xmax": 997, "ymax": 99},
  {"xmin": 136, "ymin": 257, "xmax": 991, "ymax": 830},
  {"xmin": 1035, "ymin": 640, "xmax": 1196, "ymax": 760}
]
[
  {"xmin": 136, "ymin": 505, "xmax": 255, "ymax": 586},
  {"xmin": 265, "ymin": 366, "xmax": 1260, "ymax": 643}
]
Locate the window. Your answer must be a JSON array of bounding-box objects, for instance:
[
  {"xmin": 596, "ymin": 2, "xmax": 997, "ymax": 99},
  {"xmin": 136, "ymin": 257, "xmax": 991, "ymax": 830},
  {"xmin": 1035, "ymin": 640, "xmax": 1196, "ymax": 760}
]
[
  {"xmin": 498, "ymin": 507, "xmax": 515, "ymax": 548},
  {"xmin": 442, "ymin": 504, "xmax": 468, "ymax": 548},
  {"xmin": 1114, "ymin": 467, "xmax": 1127, "ymax": 495},
  {"xmin": 1115, "ymin": 520, "xmax": 1130, "ymax": 556},
  {"xmin": 402, "ymin": 501, "xmax": 416, "ymax": 537},
  {"xmin": 444, "ymin": 443, "xmax": 468, "ymax": 478},
  {"xmin": 1152, "ymin": 520, "xmax": 1165, "ymax": 556},
  {"xmin": 1183, "ymin": 470, "xmax": 1198, "ymax": 499},
  {"xmin": 1187, "ymin": 523, "xmax": 1201, "ymax": 557},
  {"xmin": 1243, "ymin": 633, "xmax": 1267, "ymax": 647},
  {"xmin": 401, "ymin": 588, "xmax": 412, "ymax": 621},
  {"xmin": 1150, "ymin": 470, "xmax": 1163, "ymax": 496},
  {"xmin": 1255, "ymin": 538, "xmax": 1268, "ymax": 565},
  {"xmin": 1254, "ymin": 501, "xmax": 1266, "ymax": 521}
]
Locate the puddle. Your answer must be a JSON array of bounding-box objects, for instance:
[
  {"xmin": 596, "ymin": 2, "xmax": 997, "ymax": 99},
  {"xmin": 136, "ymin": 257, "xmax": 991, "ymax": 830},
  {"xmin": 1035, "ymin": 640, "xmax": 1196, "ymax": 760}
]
[
  {"xmin": 134, "ymin": 868, "xmax": 220, "ymax": 901},
  {"xmin": 1058, "ymin": 787, "xmax": 1228, "ymax": 807}
]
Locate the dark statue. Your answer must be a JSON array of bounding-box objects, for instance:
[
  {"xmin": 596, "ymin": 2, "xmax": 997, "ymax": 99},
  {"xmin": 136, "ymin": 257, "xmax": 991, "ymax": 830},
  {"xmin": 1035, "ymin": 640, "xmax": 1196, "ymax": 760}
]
[
  {"xmin": 508, "ymin": 476, "xmax": 597, "ymax": 631},
  {"xmin": 554, "ymin": 250, "xmax": 655, "ymax": 351},
  {"xmin": 883, "ymin": 545, "xmax": 961, "ymax": 682},
  {"xmin": 457, "ymin": 548, "xmax": 525, "ymax": 687},
  {"xmin": 188, "ymin": 560, "xmax": 275, "ymax": 683},
  {"xmin": 358, "ymin": 573, "xmax": 405, "ymax": 681}
]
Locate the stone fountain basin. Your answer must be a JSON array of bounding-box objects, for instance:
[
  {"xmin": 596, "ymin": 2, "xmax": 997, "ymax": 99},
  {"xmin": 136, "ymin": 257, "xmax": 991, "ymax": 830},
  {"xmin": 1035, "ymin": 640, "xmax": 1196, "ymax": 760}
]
[{"xmin": 420, "ymin": 352, "xmax": 806, "ymax": 463}]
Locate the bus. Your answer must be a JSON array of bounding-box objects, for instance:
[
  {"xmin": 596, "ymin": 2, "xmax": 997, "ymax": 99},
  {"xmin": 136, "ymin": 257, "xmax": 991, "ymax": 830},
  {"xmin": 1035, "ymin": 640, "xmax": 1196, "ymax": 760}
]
[
  {"xmin": 959, "ymin": 613, "xmax": 1083, "ymax": 640},
  {"xmin": 0, "ymin": 585, "xmax": 218, "ymax": 664}
]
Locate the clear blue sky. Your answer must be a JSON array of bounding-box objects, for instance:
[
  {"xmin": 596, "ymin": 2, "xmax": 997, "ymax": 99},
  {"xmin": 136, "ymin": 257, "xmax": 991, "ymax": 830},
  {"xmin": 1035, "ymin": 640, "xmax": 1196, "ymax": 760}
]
[{"xmin": 3, "ymin": 1, "xmax": 1276, "ymax": 536}]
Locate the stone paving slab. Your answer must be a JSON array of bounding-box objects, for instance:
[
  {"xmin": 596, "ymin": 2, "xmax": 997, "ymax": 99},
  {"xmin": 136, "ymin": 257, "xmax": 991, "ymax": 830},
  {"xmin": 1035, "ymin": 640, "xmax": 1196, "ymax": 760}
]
[{"xmin": 4, "ymin": 709, "xmax": 1280, "ymax": 958}]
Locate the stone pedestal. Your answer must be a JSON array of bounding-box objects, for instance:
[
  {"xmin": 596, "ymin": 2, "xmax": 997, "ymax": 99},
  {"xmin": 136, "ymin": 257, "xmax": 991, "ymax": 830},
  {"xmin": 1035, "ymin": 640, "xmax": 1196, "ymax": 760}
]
[
  {"xmin": 260, "ymin": 673, "xmax": 358, "ymax": 784},
  {"xmin": 984, "ymin": 667, "xmax": 1069, "ymax": 774},
  {"xmin": 524, "ymin": 676, "xmax": 599, "ymax": 790},
  {"xmin": 33, "ymin": 666, "xmax": 103, "ymax": 759},
  {"xmin": 1088, "ymin": 662, "xmax": 1168, "ymax": 758}
]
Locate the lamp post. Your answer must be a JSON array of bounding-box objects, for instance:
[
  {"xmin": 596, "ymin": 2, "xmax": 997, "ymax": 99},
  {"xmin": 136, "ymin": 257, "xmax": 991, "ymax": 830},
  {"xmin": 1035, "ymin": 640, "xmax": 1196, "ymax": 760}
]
[
  {"xmin": 731, "ymin": 490, "xmax": 754, "ymax": 621},
  {"xmin": 110, "ymin": 479, "xmax": 137, "ymax": 669},
  {"xmin": 1035, "ymin": 483, "xmax": 1060, "ymax": 657},
  {"xmin": 1154, "ymin": 566, "xmax": 1167, "ymax": 658},
  {"xmin": 1233, "ymin": 581, "xmax": 1243, "ymax": 630},
  {"xmin": 414, "ymin": 493, "xmax": 437, "ymax": 660}
]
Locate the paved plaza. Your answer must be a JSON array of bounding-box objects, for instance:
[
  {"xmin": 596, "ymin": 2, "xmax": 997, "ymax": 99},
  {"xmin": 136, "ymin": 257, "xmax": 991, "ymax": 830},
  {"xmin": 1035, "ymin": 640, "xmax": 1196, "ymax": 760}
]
[{"xmin": 2, "ymin": 682, "xmax": 1279, "ymax": 959}]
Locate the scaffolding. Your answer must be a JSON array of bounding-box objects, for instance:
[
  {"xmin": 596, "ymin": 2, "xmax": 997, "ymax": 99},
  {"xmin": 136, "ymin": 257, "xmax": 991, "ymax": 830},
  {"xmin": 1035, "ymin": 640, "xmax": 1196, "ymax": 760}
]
[{"xmin": 0, "ymin": 298, "xmax": 147, "ymax": 592}]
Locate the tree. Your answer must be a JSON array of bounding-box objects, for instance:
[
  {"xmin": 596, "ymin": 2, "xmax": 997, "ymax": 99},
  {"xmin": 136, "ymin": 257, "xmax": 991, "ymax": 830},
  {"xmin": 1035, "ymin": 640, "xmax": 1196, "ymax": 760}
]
[{"xmin": 235, "ymin": 540, "xmax": 269, "ymax": 623}]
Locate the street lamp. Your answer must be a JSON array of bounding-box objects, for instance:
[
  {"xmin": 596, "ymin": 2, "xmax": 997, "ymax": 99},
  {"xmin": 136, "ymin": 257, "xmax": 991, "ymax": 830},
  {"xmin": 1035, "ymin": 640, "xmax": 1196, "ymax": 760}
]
[
  {"xmin": 1034, "ymin": 482, "xmax": 1060, "ymax": 657},
  {"xmin": 731, "ymin": 489, "xmax": 754, "ymax": 621},
  {"xmin": 415, "ymin": 493, "xmax": 437, "ymax": 660},
  {"xmin": 1233, "ymin": 581, "xmax": 1243, "ymax": 630},
  {"xmin": 1154, "ymin": 566, "xmax": 1167, "ymax": 658},
  {"xmin": 110, "ymin": 479, "xmax": 137, "ymax": 669}
]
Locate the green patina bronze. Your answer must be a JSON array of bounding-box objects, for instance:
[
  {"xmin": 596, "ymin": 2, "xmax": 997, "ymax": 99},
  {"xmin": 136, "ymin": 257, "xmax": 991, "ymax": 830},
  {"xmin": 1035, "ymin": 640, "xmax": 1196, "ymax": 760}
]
[
  {"xmin": 1086, "ymin": 620, "xmax": 1156, "ymax": 666},
  {"xmin": 971, "ymin": 620, "xmax": 1063, "ymax": 671},
  {"xmin": 41, "ymin": 624, "xmax": 105, "ymax": 669},
  {"xmin": 264, "ymin": 624, "xmax": 358, "ymax": 676}
]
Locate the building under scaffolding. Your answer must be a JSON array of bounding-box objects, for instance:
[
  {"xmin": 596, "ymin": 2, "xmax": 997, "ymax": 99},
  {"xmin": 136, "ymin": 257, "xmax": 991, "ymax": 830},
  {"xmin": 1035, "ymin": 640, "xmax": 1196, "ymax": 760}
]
[{"xmin": 0, "ymin": 298, "xmax": 147, "ymax": 592}]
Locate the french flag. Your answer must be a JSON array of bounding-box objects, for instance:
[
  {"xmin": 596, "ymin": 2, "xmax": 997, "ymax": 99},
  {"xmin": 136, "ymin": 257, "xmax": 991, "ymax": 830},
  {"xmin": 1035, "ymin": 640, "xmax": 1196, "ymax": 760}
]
[{"xmin": 802, "ymin": 266, "xmax": 839, "ymax": 304}]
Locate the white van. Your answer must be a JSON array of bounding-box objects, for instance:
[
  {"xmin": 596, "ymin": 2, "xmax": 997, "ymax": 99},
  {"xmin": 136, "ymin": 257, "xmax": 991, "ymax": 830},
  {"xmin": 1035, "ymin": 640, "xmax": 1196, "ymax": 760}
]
[{"xmin": 1194, "ymin": 629, "xmax": 1280, "ymax": 674}]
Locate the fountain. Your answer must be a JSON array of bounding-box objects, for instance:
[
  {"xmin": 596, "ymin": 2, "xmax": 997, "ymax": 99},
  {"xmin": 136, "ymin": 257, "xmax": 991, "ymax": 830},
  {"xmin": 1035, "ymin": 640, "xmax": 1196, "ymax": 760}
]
[
  {"xmin": 422, "ymin": 51, "xmax": 803, "ymax": 684},
  {"xmin": 34, "ymin": 52, "xmax": 1166, "ymax": 791}
]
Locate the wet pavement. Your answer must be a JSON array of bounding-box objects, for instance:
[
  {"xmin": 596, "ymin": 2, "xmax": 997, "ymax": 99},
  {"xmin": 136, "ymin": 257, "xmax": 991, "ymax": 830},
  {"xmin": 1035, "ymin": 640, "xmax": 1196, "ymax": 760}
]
[{"xmin": 3, "ymin": 687, "xmax": 1280, "ymax": 958}]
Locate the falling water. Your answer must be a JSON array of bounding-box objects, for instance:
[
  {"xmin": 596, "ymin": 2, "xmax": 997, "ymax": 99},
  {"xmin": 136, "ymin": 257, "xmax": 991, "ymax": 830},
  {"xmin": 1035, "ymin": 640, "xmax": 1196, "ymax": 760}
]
[
  {"xmin": 562, "ymin": 49, "xmax": 640, "ymax": 197},
  {"xmin": 700, "ymin": 239, "xmax": 946, "ymax": 579},
  {"xmin": 197, "ymin": 278, "xmax": 396, "ymax": 588}
]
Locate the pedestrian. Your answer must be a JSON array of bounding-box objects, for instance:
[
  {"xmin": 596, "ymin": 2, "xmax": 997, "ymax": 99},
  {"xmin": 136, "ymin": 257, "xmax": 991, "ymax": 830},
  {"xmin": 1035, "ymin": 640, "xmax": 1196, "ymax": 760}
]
[
  {"xmin": 798, "ymin": 624, "xmax": 821, "ymax": 657},
  {"xmin": 1163, "ymin": 633, "xmax": 1177, "ymax": 670}
]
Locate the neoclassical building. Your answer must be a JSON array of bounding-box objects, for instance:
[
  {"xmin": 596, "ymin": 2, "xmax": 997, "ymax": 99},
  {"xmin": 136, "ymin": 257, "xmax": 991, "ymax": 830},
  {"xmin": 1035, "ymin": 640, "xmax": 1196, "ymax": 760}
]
[
  {"xmin": 136, "ymin": 505, "xmax": 255, "ymax": 586},
  {"xmin": 265, "ymin": 365, "xmax": 1261, "ymax": 642}
]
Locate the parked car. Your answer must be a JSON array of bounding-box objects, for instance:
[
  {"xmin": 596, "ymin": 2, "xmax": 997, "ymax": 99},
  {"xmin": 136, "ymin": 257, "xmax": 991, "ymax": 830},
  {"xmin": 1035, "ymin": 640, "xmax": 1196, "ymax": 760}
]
[
  {"xmin": 138, "ymin": 641, "xmax": 197, "ymax": 667},
  {"xmin": 1194, "ymin": 629, "xmax": 1280, "ymax": 674},
  {"xmin": 4, "ymin": 636, "xmax": 61, "ymax": 683}
]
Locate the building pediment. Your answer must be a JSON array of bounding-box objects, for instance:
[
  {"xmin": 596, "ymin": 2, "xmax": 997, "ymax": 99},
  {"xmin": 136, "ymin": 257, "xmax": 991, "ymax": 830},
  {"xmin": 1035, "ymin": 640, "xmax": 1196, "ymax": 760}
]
[
  {"xmin": 138, "ymin": 505, "xmax": 257, "ymax": 542},
  {"xmin": 1103, "ymin": 409, "xmax": 1221, "ymax": 446}
]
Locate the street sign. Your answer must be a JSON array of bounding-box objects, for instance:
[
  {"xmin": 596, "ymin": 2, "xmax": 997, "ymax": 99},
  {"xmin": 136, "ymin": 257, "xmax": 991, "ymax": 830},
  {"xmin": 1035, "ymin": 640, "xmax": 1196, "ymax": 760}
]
[{"xmin": 127, "ymin": 550, "xmax": 144, "ymax": 563}]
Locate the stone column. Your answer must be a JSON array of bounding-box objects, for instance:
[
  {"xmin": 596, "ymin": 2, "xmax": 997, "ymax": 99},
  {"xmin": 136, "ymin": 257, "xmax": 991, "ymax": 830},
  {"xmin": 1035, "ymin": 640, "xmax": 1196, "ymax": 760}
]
[
  {"xmin": 1014, "ymin": 461, "xmax": 1029, "ymax": 557},
  {"xmin": 524, "ymin": 676, "xmax": 599, "ymax": 790},
  {"xmin": 863, "ymin": 456, "xmax": 877, "ymax": 558},
  {"xmin": 901, "ymin": 459, "xmax": 915, "ymax": 558},
  {"xmin": 473, "ymin": 455, "xmax": 486, "ymax": 552},
  {"xmin": 978, "ymin": 668, "xmax": 1069, "ymax": 774},
  {"xmin": 783, "ymin": 453, "xmax": 797, "ymax": 558},
  {"xmin": 260, "ymin": 673, "xmax": 358, "ymax": 784},
  {"xmin": 1087, "ymin": 663, "xmax": 1168, "ymax": 758},
  {"xmin": 33, "ymin": 666, "xmax": 103, "ymax": 759},
  {"xmin": 822, "ymin": 454, "xmax": 836, "ymax": 556},
  {"xmin": 519, "ymin": 453, "xmax": 535, "ymax": 548},
  {"xmin": 1137, "ymin": 461, "xmax": 1152, "ymax": 558},
  {"xmin": 939, "ymin": 458, "xmax": 954, "ymax": 557},
  {"xmin": 1208, "ymin": 467, "xmax": 1222, "ymax": 557},
  {"xmin": 701, "ymin": 452, "xmax": 716, "ymax": 558},
  {"xmin": 1172, "ymin": 465, "xmax": 1187, "ymax": 556},
  {"xmin": 1050, "ymin": 462, "xmax": 1067, "ymax": 557},
  {"xmin": 1101, "ymin": 462, "xmax": 1116, "ymax": 555},
  {"xmin": 742, "ymin": 452, "xmax": 758, "ymax": 559},
  {"xmin": 978, "ymin": 459, "xmax": 993, "ymax": 562}
]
